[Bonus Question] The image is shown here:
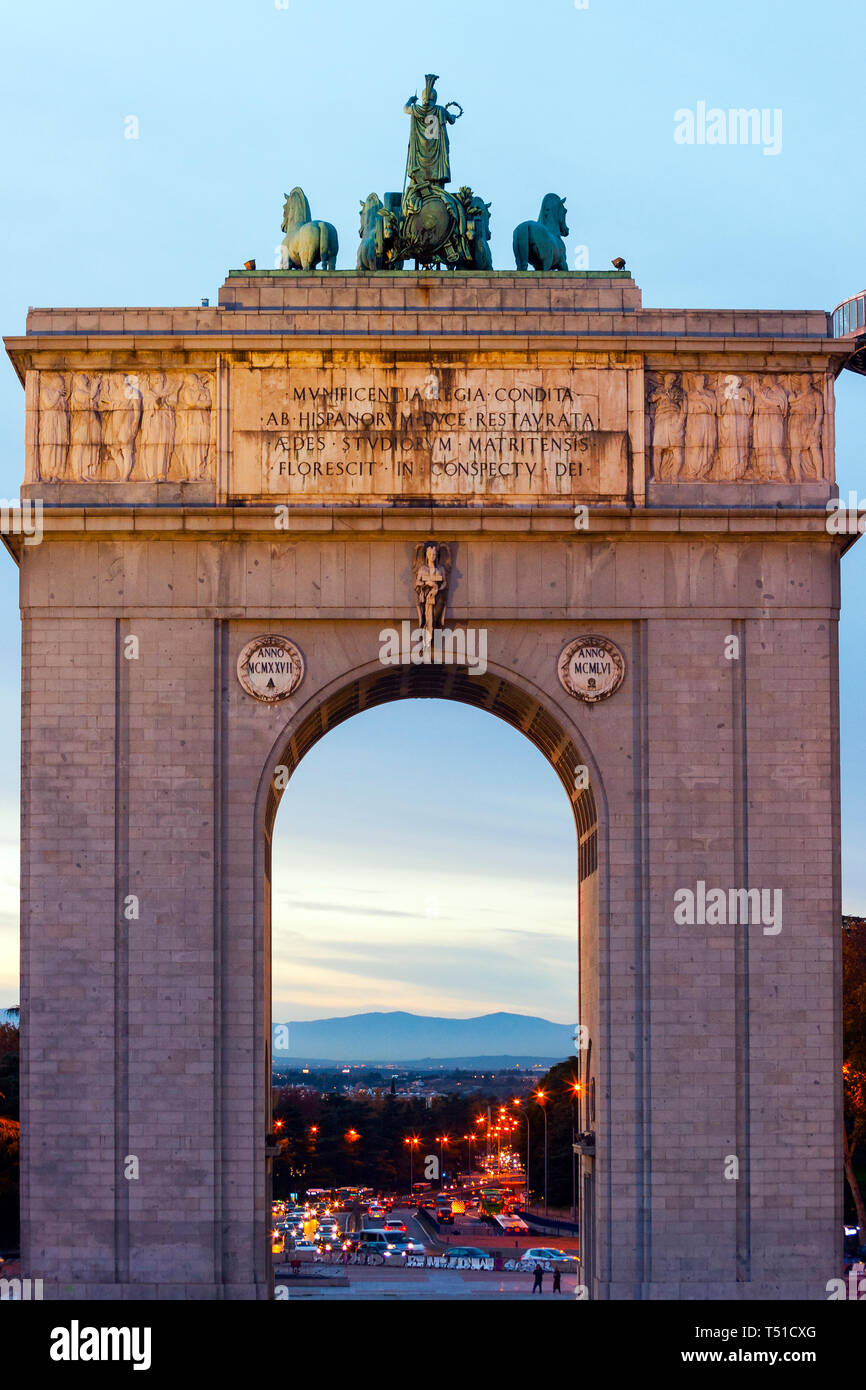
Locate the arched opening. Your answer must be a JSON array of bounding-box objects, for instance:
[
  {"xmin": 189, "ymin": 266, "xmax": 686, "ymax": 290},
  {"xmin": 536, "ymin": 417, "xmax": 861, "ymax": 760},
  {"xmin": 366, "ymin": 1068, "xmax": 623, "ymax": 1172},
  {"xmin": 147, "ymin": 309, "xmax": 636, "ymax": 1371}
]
[{"xmin": 257, "ymin": 662, "xmax": 605, "ymax": 1297}]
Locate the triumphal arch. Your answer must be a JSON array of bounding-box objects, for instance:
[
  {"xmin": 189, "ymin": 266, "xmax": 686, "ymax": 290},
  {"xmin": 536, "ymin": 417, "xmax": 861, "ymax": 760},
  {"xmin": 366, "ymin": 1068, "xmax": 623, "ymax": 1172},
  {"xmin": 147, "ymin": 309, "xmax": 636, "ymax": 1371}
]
[{"xmin": 4, "ymin": 75, "xmax": 863, "ymax": 1297}]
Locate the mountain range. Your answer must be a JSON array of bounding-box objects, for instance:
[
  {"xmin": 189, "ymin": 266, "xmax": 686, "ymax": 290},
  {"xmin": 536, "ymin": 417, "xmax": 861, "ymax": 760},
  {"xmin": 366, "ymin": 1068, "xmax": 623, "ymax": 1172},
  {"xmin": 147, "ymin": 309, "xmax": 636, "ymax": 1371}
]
[{"xmin": 273, "ymin": 1010, "xmax": 574, "ymax": 1065}]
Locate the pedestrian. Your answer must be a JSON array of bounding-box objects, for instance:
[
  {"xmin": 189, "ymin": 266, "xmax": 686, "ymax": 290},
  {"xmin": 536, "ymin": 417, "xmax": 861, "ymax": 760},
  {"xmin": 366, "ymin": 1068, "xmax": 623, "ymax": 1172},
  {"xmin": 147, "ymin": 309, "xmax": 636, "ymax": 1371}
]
[
  {"xmin": 532, "ymin": 1262, "xmax": 544, "ymax": 1294},
  {"xmin": 552, "ymin": 1267, "xmax": 562, "ymax": 1294}
]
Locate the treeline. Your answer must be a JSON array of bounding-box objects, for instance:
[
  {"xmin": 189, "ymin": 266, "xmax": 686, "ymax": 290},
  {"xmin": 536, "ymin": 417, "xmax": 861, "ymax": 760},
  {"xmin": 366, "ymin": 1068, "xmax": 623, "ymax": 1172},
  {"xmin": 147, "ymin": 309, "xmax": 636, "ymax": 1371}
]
[
  {"xmin": 843, "ymin": 916, "xmax": 866, "ymax": 1239},
  {"xmin": 0, "ymin": 1021, "xmax": 19, "ymax": 1247},
  {"xmin": 271, "ymin": 1087, "xmax": 508, "ymax": 1196}
]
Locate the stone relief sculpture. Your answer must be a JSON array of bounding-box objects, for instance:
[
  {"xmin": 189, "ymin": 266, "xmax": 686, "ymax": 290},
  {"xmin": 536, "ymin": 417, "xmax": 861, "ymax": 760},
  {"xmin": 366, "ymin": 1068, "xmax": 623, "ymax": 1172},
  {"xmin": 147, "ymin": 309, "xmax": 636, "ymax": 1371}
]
[
  {"xmin": 683, "ymin": 373, "xmax": 717, "ymax": 479},
  {"xmin": 752, "ymin": 376, "xmax": 789, "ymax": 478},
  {"xmin": 68, "ymin": 374, "xmax": 102, "ymax": 479},
  {"xmin": 176, "ymin": 375, "xmax": 212, "ymax": 479},
  {"xmin": 786, "ymin": 375, "xmax": 824, "ymax": 480},
  {"xmin": 647, "ymin": 371, "xmax": 825, "ymax": 483},
  {"xmin": 413, "ymin": 541, "xmax": 451, "ymax": 645},
  {"xmin": 717, "ymin": 375, "xmax": 753, "ymax": 480},
  {"xmin": 100, "ymin": 373, "xmax": 142, "ymax": 480},
  {"xmin": 35, "ymin": 371, "xmax": 214, "ymax": 483},
  {"xmin": 37, "ymin": 373, "xmax": 70, "ymax": 481},
  {"xmin": 138, "ymin": 373, "xmax": 179, "ymax": 481},
  {"xmin": 647, "ymin": 373, "xmax": 685, "ymax": 480}
]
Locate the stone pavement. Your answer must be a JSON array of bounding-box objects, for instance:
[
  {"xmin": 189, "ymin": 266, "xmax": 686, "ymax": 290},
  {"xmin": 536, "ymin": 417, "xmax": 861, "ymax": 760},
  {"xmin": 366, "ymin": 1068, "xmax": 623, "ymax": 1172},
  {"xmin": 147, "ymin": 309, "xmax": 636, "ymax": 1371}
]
[{"xmin": 276, "ymin": 1265, "xmax": 580, "ymax": 1300}]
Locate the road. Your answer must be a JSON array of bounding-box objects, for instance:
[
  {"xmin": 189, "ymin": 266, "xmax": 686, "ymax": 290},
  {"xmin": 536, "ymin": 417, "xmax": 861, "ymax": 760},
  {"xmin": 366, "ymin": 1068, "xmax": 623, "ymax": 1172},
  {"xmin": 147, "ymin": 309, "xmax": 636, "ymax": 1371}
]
[{"xmin": 275, "ymin": 1200, "xmax": 581, "ymax": 1300}]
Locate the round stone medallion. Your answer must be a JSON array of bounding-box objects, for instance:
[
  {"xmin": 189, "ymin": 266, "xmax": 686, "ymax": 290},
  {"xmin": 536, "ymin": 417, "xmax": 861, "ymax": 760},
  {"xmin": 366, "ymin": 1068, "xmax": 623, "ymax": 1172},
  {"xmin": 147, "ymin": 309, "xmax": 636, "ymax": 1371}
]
[
  {"xmin": 557, "ymin": 635, "xmax": 625, "ymax": 704},
  {"xmin": 236, "ymin": 635, "xmax": 305, "ymax": 703}
]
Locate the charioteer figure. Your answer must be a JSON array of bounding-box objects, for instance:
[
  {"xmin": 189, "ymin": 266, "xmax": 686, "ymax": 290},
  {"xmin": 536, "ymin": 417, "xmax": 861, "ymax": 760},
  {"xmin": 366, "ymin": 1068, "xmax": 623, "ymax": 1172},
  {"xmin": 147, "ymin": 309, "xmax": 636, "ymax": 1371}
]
[{"xmin": 403, "ymin": 74, "xmax": 463, "ymax": 189}]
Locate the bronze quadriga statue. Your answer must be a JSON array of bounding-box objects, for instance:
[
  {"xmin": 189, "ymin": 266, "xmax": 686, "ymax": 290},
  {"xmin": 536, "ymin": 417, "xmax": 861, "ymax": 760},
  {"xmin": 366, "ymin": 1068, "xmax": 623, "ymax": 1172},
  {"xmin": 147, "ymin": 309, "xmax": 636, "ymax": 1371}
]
[{"xmin": 354, "ymin": 73, "xmax": 493, "ymax": 272}]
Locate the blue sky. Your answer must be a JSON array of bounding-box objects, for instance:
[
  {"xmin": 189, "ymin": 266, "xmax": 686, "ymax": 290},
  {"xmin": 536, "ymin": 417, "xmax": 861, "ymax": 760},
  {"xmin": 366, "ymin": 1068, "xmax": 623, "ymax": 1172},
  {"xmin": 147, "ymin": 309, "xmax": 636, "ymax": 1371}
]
[{"xmin": 0, "ymin": 0, "xmax": 864, "ymax": 1016}]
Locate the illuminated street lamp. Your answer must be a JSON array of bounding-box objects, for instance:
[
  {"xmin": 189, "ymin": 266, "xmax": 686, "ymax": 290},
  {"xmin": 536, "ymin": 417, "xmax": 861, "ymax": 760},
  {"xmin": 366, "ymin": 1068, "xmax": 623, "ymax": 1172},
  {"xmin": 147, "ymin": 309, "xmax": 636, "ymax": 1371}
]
[
  {"xmin": 463, "ymin": 1131, "xmax": 478, "ymax": 1174},
  {"xmin": 569, "ymin": 1081, "xmax": 581, "ymax": 1222},
  {"xmin": 345, "ymin": 1128, "xmax": 360, "ymax": 1143},
  {"xmin": 535, "ymin": 1090, "xmax": 549, "ymax": 1216},
  {"xmin": 404, "ymin": 1134, "xmax": 420, "ymax": 1188},
  {"xmin": 437, "ymin": 1134, "xmax": 450, "ymax": 1182}
]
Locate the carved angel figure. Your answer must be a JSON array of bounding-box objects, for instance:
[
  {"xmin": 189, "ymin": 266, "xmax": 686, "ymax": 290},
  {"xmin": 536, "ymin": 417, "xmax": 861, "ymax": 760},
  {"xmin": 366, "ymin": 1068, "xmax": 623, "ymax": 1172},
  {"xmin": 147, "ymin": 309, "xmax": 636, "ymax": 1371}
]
[{"xmin": 413, "ymin": 540, "xmax": 451, "ymax": 644}]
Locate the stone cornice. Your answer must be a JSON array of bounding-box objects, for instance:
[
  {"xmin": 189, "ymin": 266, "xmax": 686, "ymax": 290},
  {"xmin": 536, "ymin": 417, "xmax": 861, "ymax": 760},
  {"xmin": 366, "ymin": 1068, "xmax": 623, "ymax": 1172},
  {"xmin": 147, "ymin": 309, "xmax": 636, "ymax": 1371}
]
[{"xmin": 4, "ymin": 502, "xmax": 852, "ymax": 545}]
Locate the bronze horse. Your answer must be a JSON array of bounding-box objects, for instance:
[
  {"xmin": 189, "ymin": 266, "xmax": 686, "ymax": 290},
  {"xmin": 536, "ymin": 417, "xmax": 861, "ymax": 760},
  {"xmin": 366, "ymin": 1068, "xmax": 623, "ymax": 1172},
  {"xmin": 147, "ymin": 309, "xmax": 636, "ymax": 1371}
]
[
  {"xmin": 513, "ymin": 193, "xmax": 569, "ymax": 271},
  {"xmin": 280, "ymin": 187, "xmax": 339, "ymax": 271}
]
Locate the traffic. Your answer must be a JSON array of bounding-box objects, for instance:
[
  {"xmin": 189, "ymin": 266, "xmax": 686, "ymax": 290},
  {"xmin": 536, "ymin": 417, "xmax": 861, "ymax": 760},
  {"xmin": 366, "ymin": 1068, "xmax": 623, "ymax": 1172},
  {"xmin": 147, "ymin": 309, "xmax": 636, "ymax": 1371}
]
[{"xmin": 271, "ymin": 1176, "xmax": 579, "ymax": 1276}]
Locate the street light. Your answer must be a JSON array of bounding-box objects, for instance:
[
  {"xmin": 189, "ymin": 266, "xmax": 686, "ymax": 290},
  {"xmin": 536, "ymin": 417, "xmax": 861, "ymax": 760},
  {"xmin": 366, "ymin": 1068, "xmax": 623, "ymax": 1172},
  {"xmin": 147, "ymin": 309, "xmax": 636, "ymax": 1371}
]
[
  {"xmin": 535, "ymin": 1090, "xmax": 549, "ymax": 1217},
  {"xmin": 569, "ymin": 1082, "xmax": 581, "ymax": 1223},
  {"xmin": 437, "ymin": 1134, "xmax": 449, "ymax": 1183},
  {"xmin": 404, "ymin": 1134, "xmax": 420, "ymax": 1189},
  {"xmin": 462, "ymin": 1132, "xmax": 476, "ymax": 1174}
]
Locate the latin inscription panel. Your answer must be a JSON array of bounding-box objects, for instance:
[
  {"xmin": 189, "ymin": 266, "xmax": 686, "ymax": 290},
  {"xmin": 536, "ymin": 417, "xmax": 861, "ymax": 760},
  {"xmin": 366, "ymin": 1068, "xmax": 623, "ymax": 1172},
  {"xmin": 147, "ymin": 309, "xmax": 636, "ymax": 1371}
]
[{"xmin": 229, "ymin": 359, "xmax": 635, "ymax": 502}]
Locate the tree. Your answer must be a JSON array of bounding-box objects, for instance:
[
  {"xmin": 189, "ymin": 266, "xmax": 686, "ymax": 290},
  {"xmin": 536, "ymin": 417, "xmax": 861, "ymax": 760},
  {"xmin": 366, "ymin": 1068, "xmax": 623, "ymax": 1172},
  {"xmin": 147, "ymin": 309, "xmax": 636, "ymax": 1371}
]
[
  {"xmin": 0, "ymin": 1023, "xmax": 19, "ymax": 1122},
  {"xmin": 526, "ymin": 1059, "xmax": 580, "ymax": 1211},
  {"xmin": 843, "ymin": 917, "xmax": 866, "ymax": 1241},
  {"xmin": 0, "ymin": 1022, "xmax": 20, "ymax": 1247},
  {"xmin": 0, "ymin": 1118, "xmax": 19, "ymax": 1248}
]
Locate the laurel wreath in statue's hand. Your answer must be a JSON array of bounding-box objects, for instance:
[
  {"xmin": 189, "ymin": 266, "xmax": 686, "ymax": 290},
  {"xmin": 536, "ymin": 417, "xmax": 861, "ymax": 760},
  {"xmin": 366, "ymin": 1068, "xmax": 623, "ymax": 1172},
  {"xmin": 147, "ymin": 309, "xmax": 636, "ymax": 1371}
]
[{"xmin": 446, "ymin": 101, "xmax": 464, "ymax": 117}]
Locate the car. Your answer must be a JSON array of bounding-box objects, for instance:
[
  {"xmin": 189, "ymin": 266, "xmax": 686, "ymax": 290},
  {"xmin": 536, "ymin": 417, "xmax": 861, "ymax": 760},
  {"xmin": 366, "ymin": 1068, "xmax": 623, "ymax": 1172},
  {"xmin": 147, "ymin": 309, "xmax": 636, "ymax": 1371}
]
[
  {"xmin": 496, "ymin": 1215, "xmax": 529, "ymax": 1234},
  {"xmin": 357, "ymin": 1231, "xmax": 398, "ymax": 1255},
  {"xmin": 523, "ymin": 1247, "xmax": 575, "ymax": 1264},
  {"xmin": 289, "ymin": 1239, "xmax": 317, "ymax": 1253},
  {"xmin": 387, "ymin": 1236, "xmax": 425, "ymax": 1255},
  {"xmin": 383, "ymin": 1218, "xmax": 407, "ymax": 1233},
  {"xmin": 445, "ymin": 1246, "xmax": 490, "ymax": 1260}
]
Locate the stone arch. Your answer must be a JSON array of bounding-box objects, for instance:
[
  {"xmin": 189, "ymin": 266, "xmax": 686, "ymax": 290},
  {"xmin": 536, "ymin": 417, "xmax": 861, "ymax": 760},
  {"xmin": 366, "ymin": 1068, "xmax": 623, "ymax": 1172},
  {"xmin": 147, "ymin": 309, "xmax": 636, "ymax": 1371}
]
[{"xmin": 257, "ymin": 657, "xmax": 605, "ymax": 878}]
